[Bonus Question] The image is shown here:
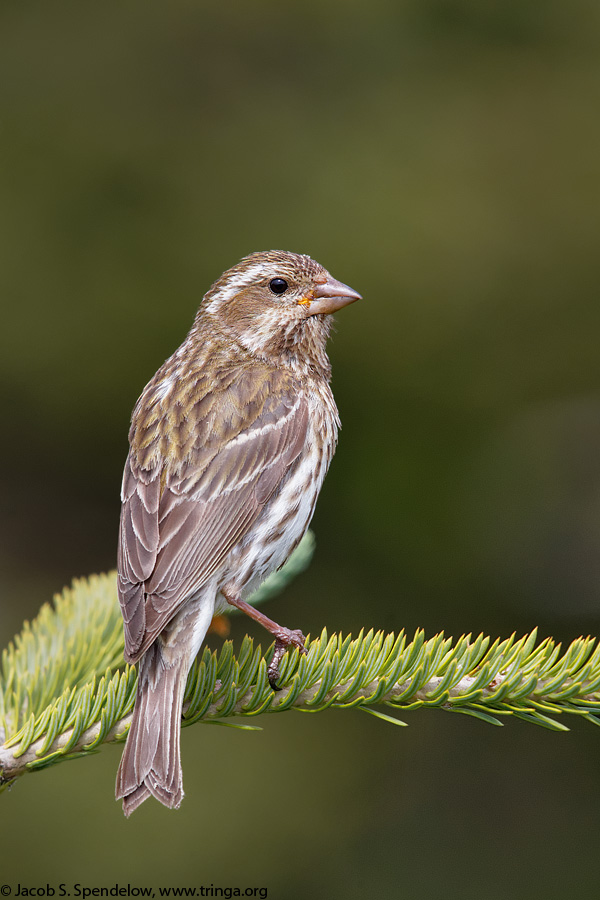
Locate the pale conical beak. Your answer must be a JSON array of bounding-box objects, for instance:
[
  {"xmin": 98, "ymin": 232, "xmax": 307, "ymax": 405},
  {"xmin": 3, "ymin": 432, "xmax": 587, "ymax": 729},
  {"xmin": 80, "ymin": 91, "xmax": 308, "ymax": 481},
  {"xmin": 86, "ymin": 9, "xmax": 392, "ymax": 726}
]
[{"xmin": 301, "ymin": 275, "xmax": 362, "ymax": 316}]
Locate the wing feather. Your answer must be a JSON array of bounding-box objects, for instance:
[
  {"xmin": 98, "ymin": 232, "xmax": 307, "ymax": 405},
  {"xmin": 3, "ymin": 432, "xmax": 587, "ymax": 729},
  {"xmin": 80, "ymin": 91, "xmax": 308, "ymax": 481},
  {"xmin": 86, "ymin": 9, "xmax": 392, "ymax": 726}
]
[{"xmin": 117, "ymin": 367, "xmax": 309, "ymax": 662}]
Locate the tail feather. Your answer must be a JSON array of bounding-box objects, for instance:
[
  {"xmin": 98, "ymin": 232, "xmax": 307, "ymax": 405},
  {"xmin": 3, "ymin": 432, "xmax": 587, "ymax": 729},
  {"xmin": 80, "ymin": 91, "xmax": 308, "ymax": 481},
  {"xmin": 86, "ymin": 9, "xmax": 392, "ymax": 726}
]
[{"xmin": 116, "ymin": 642, "xmax": 187, "ymax": 816}]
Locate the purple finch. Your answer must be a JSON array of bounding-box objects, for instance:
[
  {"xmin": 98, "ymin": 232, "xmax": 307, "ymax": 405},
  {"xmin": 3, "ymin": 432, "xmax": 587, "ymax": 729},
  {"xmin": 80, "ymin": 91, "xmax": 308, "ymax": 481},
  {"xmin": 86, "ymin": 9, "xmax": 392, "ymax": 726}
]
[{"xmin": 115, "ymin": 250, "xmax": 360, "ymax": 815}]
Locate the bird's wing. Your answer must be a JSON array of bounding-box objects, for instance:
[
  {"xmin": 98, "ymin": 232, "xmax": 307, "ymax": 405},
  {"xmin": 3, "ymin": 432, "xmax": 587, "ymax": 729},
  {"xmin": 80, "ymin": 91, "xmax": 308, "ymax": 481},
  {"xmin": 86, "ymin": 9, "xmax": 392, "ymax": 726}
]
[{"xmin": 117, "ymin": 368, "xmax": 309, "ymax": 663}]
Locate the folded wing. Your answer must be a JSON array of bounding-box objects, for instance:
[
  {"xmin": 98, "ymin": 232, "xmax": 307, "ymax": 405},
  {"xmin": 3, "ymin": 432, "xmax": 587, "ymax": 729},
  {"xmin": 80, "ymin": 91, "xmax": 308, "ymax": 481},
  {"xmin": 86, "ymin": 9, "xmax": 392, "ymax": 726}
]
[{"xmin": 117, "ymin": 368, "xmax": 308, "ymax": 663}]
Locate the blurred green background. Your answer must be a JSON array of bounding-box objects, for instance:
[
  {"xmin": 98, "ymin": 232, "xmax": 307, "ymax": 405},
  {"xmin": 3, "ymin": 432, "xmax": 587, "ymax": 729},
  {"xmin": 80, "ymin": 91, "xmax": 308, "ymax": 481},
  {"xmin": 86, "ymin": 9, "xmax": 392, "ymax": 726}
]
[{"xmin": 2, "ymin": 1, "xmax": 600, "ymax": 897}]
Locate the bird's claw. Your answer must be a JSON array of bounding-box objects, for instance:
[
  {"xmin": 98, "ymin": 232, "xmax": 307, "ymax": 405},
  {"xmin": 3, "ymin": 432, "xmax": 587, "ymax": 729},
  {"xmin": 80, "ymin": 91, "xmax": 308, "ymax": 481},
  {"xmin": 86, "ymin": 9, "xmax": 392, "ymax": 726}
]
[{"xmin": 268, "ymin": 628, "xmax": 307, "ymax": 690}]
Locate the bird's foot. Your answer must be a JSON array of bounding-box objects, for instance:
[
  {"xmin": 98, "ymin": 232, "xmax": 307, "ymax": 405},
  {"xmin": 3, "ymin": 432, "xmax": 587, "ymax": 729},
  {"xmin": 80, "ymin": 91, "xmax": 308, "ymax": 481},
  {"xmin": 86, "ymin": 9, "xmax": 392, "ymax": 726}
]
[
  {"xmin": 221, "ymin": 584, "xmax": 307, "ymax": 691},
  {"xmin": 268, "ymin": 628, "xmax": 307, "ymax": 690}
]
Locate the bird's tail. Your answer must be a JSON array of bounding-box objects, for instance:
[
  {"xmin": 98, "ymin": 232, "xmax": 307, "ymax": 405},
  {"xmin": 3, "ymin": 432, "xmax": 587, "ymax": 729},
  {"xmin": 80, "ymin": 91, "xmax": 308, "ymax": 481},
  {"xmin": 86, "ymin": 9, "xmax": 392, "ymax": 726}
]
[{"xmin": 116, "ymin": 642, "xmax": 188, "ymax": 816}]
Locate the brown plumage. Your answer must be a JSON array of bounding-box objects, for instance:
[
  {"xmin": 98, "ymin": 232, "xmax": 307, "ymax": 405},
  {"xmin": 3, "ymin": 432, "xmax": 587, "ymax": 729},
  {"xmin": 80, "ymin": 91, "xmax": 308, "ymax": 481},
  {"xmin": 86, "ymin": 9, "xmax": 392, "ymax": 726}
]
[{"xmin": 115, "ymin": 250, "xmax": 360, "ymax": 815}]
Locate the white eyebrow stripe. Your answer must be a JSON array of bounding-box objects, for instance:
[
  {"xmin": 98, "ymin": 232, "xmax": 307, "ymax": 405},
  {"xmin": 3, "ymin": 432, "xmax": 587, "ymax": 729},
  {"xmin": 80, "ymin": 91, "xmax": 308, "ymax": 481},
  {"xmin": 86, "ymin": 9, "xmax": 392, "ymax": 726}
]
[{"xmin": 207, "ymin": 263, "xmax": 272, "ymax": 312}]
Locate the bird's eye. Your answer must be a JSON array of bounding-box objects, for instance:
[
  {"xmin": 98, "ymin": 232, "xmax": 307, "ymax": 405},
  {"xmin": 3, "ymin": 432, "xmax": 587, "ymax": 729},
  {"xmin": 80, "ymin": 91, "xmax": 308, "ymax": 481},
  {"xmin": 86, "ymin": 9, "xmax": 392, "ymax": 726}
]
[{"xmin": 269, "ymin": 277, "xmax": 288, "ymax": 295}]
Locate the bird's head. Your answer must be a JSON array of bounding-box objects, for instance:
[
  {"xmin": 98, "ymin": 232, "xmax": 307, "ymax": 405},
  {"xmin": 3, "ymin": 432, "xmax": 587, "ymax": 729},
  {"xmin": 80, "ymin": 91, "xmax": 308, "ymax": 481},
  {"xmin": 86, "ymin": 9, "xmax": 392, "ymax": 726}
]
[{"xmin": 198, "ymin": 250, "xmax": 361, "ymax": 371}]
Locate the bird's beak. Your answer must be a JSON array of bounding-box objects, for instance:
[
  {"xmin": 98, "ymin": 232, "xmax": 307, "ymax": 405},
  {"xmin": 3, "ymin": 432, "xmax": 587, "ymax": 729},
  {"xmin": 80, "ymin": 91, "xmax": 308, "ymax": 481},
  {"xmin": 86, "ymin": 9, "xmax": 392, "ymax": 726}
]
[{"xmin": 300, "ymin": 275, "xmax": 362, "ymax": 316}]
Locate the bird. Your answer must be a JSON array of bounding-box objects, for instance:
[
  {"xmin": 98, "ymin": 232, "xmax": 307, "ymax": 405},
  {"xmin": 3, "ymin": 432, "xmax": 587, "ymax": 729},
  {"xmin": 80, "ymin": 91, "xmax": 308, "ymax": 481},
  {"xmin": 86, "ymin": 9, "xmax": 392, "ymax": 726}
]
[{"xmin": 115, "ymin": 249, "xmax": 361, "ymax": 815}]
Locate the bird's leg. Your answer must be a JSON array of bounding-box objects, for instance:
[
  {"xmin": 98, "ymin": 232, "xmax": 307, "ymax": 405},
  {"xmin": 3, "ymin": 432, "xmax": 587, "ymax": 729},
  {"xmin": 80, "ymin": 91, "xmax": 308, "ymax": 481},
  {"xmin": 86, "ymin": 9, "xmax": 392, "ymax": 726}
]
[{"xmin": 221, "ymin": 584, "xmax": 306, "ymax": 689}]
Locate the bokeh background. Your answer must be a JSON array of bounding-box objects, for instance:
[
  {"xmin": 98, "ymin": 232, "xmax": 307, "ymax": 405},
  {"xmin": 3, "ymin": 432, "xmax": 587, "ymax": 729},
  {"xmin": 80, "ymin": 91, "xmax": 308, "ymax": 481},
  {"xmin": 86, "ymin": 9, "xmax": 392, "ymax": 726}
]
[{"xmin": 2, "ymin": 1, "xmax": 600, "ymax": 897}]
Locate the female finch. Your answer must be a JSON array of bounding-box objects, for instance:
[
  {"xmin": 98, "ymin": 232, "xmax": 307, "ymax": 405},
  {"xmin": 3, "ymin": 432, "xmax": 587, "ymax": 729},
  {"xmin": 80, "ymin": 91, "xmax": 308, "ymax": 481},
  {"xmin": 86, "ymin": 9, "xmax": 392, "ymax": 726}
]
[{"xmin": 115, "ymin": 250, "xmax": 361, "ymax": 815}]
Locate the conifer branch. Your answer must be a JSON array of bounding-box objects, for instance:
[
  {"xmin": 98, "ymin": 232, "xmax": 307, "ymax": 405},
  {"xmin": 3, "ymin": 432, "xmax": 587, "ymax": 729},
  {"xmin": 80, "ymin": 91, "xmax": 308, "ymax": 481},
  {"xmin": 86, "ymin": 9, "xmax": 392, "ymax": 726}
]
[{"xmin": 2, "ymin": 532, "xmax": 600, "ymax": 790}]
